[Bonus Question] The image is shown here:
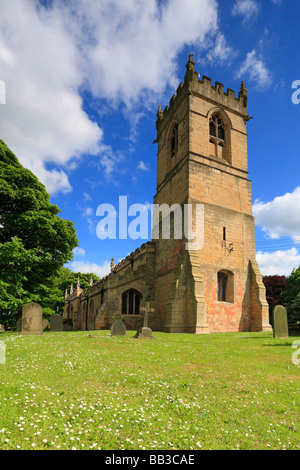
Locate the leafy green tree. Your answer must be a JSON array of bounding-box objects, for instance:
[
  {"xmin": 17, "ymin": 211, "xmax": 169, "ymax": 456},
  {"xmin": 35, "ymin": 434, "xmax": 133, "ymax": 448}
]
[
  {"xmin": 263, "ymin": 275, "xmax": 286, "ymax": 325},
  {"xmin": 41, "ymin": 267, "xmax": 99, "ymax": 319},
  {"xmin": 0, "ymin": 140, "xmax": 78, "ymax": 326},
  {"xmin": 281, "ymin": 266, "xmax": 300, "ymax": 323}
]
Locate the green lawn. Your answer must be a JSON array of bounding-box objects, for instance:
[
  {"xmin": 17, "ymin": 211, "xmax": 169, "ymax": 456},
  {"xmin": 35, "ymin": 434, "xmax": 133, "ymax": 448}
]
[{"xmin": 0, "ymin": 330, "xmax": 299, "ymax": 450}]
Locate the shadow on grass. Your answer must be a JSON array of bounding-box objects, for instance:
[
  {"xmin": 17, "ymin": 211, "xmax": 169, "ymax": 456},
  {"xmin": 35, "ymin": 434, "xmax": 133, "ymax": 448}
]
[{"xmin": 237, "ymin": 335, "xmax": 272, "ymax": 340}]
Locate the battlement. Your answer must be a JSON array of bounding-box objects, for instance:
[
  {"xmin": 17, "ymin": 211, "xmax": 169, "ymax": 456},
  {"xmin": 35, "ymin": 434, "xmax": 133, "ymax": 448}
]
[
  {"xmin": 156, "ymin": 54, "xmax": 249, "ymax": 133},
  {"xmin": 65, "ymin": 242, "xmax": 156, "ymax": 301},
  {"xmin": 113, "ymin": 241, "xmax": 156, "ymax": 274}
]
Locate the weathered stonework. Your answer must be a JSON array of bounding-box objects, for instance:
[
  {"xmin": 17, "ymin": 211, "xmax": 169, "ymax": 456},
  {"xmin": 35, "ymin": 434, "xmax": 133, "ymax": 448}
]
[{"xmin": 63, "ymin": 55, "xmax": 271, "ymax": 334}]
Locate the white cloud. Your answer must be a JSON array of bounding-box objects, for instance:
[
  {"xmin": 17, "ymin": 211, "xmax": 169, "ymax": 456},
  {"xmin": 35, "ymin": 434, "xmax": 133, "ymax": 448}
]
[
  {"xmin": 206, "ymin": 33, "xmax": 236, "ymax": 65},
  {"xmin": 83, "ymin": 193, "xmax": 93, "ymax": 202},
  {"xmin": 83, "ymin": 207, "xmax": 93, "ymax": 217},
  {"xmin": 70, "ymin": 260, "xmax": 110, "ymax": 278},
  {"xmin": 253, "ymin": 187, "xmax": 300, "ymax": 242},
  {"xmin": 232, "ymin": 0, "xmax": 259, "ymax": 22},
  {"xmin": 236, "ymin": 50, "xmax": 272, "ymax": 89},
  {"xmin": 73, "ymin": 247, "xmax": 86, "ymax": 257},
  {"xmin": 71, "ymin": 0, "xmax": 219, "ymax": 106},
  {"xmin": 257, "ymin": 248, "xmax": 300, "ymax": 276},
  {"xmin": 0, "ymin": 0, "xmax": 102, "ymax": 194},
  {"xmin": 0, "ymin": 0, "xmax": 221, "ymax": 194},
  {"xmin": 137, "ymin": 161, "xmax": 150, "ymax": 171}
]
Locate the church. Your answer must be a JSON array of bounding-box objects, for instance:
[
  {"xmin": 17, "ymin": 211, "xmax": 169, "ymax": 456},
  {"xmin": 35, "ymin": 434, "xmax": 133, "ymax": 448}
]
[{"xmin": 63, "ymin": 55, "xmax": 272, "ymax": 335}]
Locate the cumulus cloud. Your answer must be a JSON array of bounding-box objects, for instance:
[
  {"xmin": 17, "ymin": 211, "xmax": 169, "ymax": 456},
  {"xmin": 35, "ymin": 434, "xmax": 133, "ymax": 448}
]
[
  {"xmin": 0, "ymin": 0, "xmax": 220, "ymax": 194},
  {"xmin": 0, "ymin": 0, "xmax": 102, "ymax": 194},
  {"xmin": 70, "ymin": 260, "xmax": 111, "ymax": 278},
  {"xmin": 69, "ymin": 0, "xmax": 219, "ymax": 106},
  {"xmin": 236, "ymin": 50, "xmax": 272, "ymax": 89},
  {"xmin": 253, "ymin": 187, "xmax": 300, "ymax": 242},
  {"xmin": 257, "ymin": 248, "xmax": 300, "ymax": 276}
]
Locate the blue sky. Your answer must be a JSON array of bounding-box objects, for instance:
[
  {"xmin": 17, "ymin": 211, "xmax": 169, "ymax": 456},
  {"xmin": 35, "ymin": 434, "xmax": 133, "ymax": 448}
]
[{"xmin": 0, "ymin": 0, "xmax": 300, "ymax": 277}]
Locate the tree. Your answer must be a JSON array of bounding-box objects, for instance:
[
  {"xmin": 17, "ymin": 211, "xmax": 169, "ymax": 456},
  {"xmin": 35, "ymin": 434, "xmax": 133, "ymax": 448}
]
[
  {"xmin": 41, "ymin": 267, "xmax": 99, "ymax": 319},
  {"xmin": 263, "ymin": 275, "xmax": 286, "ymax": 325},
  {"xmin": 281, "ymin": 266, "xmax": 300, "ymax": 323},
  {"xmin": 0, "ymin": 140, "xmax": 78, "ymax": 326}
]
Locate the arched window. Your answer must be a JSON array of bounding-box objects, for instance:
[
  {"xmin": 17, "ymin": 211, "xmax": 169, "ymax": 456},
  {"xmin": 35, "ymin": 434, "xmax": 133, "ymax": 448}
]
[
  {"xmin": 170, "ymin": 123, "xmax": 178, "ymax": 158},
  {"xmin": 121, "ymin": 289, "xmax": 143, "ymax": 315},
  {"xmin": 209, "ymin": 114, "xmax": 227, "ymax": 160},
  {"xmin": 217, "ymin": 270, "xmax": 234, "ymax": 303}
]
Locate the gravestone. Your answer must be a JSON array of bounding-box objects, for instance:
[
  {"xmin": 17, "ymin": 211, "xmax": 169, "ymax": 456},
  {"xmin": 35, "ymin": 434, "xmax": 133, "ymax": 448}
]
[
  {"xmin": 273, "ymin": 305, "xmax": 289, "ymax": 338},
  {"xmin": 0, "ymin": 324, "xmax": 5, "ymax": 332},
  {"xmin": 42, "ymin": 319, "xmax": 49, "ymax": 331},
  {"xmin": 21, "ymin": 302, "xmax": 44, "ymax": 335},
  {"xmin": 111, "ymin": 313, "xmax": 126, "ymax": 336},
  {"xmin": 63, "ymin": 318, "xmax": 73, "ymax": 331},
  {"xmin": 50, "ymin": 314, "xmax": 63, "ymax": 332},
  {"xmin": 16, "ymin": 318, "xmax": 22, "ymax": 333},
  {"xmin": 137, "ymin": 302, "xmax": 155, "ymax": 339}
]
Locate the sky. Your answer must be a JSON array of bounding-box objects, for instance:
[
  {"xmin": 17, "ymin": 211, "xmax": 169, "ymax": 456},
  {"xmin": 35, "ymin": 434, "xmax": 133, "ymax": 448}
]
[{"xmin": 0, "ymin": 0, "xmax": 300, "ymax": 278}]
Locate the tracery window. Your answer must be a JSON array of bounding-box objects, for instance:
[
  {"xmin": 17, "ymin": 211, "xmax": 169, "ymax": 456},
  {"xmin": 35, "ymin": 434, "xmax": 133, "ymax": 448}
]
[
  {"xmin": 209, "ymin": 114, "xmax": 226, "ymax": 160},
  {"xmin": 121, "ymin": 289, "xmax": 142, "ymax": 315}
]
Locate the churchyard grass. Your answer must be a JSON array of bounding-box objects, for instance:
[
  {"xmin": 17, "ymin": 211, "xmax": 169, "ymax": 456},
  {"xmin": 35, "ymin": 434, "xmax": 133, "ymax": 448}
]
[{"xmin": 0, "ymin": 330, "xmax": 299, "ymax": 450}]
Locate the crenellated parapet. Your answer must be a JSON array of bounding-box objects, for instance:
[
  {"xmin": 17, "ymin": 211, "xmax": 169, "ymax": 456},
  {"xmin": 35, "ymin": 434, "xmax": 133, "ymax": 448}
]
[{"xmin": 156, "ymin": 53, "xmax": 250, "ymax": 135}]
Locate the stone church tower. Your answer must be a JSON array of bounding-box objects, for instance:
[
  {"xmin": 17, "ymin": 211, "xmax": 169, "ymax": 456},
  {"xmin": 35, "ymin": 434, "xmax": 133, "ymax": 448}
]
[
  {"xmin": 152, "ymin": 54, "xmax": 271, "ymax": 333},
  {"xmin": 63, "ymin": 55, "xmax": 271, "ymax": 335}
]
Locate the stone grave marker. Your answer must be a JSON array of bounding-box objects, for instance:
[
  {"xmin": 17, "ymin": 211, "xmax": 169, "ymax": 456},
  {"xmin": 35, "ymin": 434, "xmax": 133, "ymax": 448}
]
[
  {"xmin": 50, "ymin": 314, "xmax": 63, "ymax": 332},
  {"xmin": 42, "ymin": 319, "xmax": 49, "ymax": 331},
  {"xmin": 16, "ymin": 318, "xmax": 22, "ymax": 333},
  {"xmin": 273, "ymin": 305, "xmax": 289, "ymax": 338},
  {"xmin": 20, "ymin": 302, "xmax": 44, "ymax": 336},
  {"xmin": 138, "ymin": 302, "xmax": 155, "ymax": 339},
  {"xmin": 111, "ymin": 313, "xmax": 126, "ymax": 336},
  {"xmin": 63, "ymin": 318, "xmax": 73, "ymax": 331}
]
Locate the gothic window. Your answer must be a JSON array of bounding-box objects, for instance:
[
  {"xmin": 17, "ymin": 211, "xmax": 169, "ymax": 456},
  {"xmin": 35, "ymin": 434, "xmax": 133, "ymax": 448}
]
[
  {"xmin": 217, "ymin": 270, "xmax": 234, "ymax": 303},
  {"xmin": 121, "ymin": 289, "xmax": 143, "ymax": 315},
  {"xmin": 88, "ymin": 299, "xmax": 95, "ymax": 324},
  {"xmin": 209, "ymin": 114, "xmax": 227, "ymax": 160},
  {"xmin": 170, "ymin": 123, "xmax": 178, "ymax": 158}
]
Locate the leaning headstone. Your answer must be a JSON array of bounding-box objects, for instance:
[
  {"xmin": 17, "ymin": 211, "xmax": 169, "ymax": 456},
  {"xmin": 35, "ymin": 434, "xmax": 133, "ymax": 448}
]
[
  {"xmin": 21, "ymin": 302, "xmax": 44, "ymax": 335},
  {"xmin": 42, "ymin": 319, "xmax": 49, "ymax": 331},
  {"xmin": 50, "ymin": 314, "xmax": 63, "ymax": 332},
  {"xmin": 135, "ymin": 302, "xmax": 155, "ymax": 339},
  {"xmin": 16, "ymin": 318, "xmax": 22, "ymax": 333},
  {"xmin": 111, "ymin": 313, "xmax": 126, "ymax": 336},
  {"xmin": 273, "ymin": 305, "xmax": 289, "ymax": 338}
]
